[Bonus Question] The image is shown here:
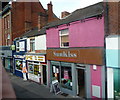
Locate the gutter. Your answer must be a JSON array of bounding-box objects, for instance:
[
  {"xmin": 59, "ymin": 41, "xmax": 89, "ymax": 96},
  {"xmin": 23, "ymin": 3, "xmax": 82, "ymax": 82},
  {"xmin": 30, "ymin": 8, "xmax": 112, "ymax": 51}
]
[{"xmin": 103, "ymin": 1, "xmax": 109, "ymax": 99}]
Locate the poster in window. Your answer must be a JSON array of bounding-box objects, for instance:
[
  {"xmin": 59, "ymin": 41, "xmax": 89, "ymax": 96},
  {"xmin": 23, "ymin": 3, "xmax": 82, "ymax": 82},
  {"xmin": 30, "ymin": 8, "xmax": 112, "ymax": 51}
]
[
  {"xmin": 53, "ymin": 66, "xmax": 56, "ymax": 73},
  {"xmin": 19, "ymin": 41, "xmax": 25, "ymax": 51},
  {"xmin": 64, "ymin": 70, "xmax": 69, "ymax": 79}
]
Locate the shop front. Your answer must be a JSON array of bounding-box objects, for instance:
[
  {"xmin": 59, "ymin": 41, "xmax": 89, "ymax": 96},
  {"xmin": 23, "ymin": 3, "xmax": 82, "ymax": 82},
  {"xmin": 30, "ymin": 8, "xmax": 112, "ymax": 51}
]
[
  {"xmin": 106, "ymin": 35, "xmax": 120, "ymax": 99},
  {"xmin": 14, "ymin": 55, "xmax": 25, "ymax": 77},
  {"xmin": 0, "ymin": 46, "xmax": 13, "ymax": 72},
  {"xmin": 47, "ymin": 48, "xmax": 105, "ymax": 98},
  {"xmin": 26, "ymin": 54, "xmax": 47, "ymax": 85}
]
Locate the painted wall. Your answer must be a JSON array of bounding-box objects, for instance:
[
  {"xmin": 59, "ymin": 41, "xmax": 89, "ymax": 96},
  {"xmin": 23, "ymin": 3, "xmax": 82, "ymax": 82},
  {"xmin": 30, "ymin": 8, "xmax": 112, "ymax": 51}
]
[
  {"xmin": 107, "ymin": 68, "xmax": 114, "ymax": 98},
  {"xmin": 35, "ymin": 35, "xmax": 46, "ymax": 50},
  {"xmin": 91, "ymin": 65, "xmax": 102, "ymax": 98},
  {"xmin": 106, "ymin": 35, "xmax": 120, "ymax": 68},
  {"xmin": 47, "ymin": 28, "xmax": 60, "ymax": 48},
  {"xmin": 46, "ymin": 17, "xmax": 104, "ymax": 48}
]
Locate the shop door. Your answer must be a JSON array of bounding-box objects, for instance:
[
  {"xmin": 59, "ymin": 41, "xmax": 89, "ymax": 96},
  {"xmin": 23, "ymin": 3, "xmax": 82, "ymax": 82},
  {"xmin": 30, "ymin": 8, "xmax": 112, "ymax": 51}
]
[
  {"xmin": 77, "ymin": 68, "xmax": 85, "ymax": 98},
  {"xmin": 43, "ymin": 65, "xmax": 47, "ymax": 85}
]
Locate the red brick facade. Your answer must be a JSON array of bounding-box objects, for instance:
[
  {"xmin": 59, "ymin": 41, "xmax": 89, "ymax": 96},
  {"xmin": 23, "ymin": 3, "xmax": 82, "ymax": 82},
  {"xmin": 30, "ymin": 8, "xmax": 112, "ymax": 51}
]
[
  {"xmin": 107, "ymin": 2, "xmax": 120, "ymax": 35},
  {"xmin": 1, "ymin": 1, "xmax": 58, "ymax": 46},
  {"xmin": 2, "ymin": 11, "xmax": 11, "ymax": 46}
]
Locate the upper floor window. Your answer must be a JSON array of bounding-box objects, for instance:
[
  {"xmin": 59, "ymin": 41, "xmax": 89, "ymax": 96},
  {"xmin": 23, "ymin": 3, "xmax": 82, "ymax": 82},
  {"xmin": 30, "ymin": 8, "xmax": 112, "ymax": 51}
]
[
  {"xmin": 30, "ymin": 39, "xmax": 35, "ymax": 52},
  {"xmin": 59, "ymin": 29, "xmax": 69, "ymax": 48},
  {"xmin": 16, "ymin": 41, "xmax": 25, "ymax": 52},
  {"xmin": 16, "ymin": 41, "xmax": 19, "ymax": 52}
]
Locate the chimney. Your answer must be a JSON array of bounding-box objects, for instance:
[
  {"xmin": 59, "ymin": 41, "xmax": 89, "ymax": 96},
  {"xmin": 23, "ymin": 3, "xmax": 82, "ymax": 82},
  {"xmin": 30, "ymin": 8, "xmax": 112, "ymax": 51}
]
[
  {"xmin": 47, "ymin": 1, "xmax": 53, "ymax": 22},
  {"xmin": 61, "ymin": 11, "xmax": 70, "ymax": 18}
]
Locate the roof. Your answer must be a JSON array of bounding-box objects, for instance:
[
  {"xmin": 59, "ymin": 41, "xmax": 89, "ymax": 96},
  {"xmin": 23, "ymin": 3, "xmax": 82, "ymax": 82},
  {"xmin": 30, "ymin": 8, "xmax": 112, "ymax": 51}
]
[
  {"xmin": 22, "ymin": 27, "xmax": 46, "ymax": 38},
  {"xmin": 46, "ymin": 2, "xmax": 104, "ymax": 29},
  {"xmin": 0, "ymin": 3, "xmax": 11, "ymax": 16}
]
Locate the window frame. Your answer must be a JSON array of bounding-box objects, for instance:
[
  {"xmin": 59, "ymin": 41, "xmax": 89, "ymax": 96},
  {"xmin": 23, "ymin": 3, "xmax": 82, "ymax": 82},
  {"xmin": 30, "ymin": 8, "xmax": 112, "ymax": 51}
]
[
  {"xmin": 59, "ymin": 29, "xmax": 69, "ymax": 48},
  {"xmin": 30, "ymin": 38, "xmax": 35, "ymax": 52}
]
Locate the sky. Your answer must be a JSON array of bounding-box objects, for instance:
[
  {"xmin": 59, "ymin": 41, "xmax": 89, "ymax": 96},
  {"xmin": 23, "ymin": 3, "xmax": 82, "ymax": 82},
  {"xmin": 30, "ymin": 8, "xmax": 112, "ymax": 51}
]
[{"xmin": 40, "ymin": 0, "xmax": 103, "ymax": 18}]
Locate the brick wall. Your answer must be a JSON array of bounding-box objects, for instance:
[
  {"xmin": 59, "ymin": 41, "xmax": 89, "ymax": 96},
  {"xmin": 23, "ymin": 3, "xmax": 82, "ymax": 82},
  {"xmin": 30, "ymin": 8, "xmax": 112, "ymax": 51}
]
[
  {"xmin": 2, "ymin": 12, "xmax": 11, "ymax": 46},
  {"xmin": 11, "ymin": 1, "xmax": 46, "ymax": 40},
  {"xmin": 1, "ymin": 1, "xmax": 58, "ymax": 45},
  {"xmin": 11, "ymin": 2, "xmax": 25, "ymax": 39},
  {"xmin": 108, "ymin": 2, "xmax": 119, "ymax": 35}
]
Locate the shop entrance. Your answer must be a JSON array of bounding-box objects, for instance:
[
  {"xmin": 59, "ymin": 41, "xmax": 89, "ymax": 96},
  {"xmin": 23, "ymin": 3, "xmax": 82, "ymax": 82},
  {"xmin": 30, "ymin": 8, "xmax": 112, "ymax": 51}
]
[
  {"xmin": 77, "ymin": 68, "xmax": 85, "ymax": 98},
  {"xmin": 43, "ymin": 65, "xmax": 47, "ymax": 85}
]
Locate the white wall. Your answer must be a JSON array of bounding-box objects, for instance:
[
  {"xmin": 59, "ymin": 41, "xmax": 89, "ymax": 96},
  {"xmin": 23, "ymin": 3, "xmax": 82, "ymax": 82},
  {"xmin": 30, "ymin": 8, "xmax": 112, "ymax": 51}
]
[
  {"xmin": 27, "ymin": 38, "xmax": 30, "ymax": 51},
  {"xmin": 106, "ymin": 35, "xmax": 120, "ymax": 50},
  {"xmin": 107, "ymin": 68, "xmax": 114, "ymax": 98},
  {"xmin": 35, "ymin": 35, "xmax": 46, "ymax": 50}
]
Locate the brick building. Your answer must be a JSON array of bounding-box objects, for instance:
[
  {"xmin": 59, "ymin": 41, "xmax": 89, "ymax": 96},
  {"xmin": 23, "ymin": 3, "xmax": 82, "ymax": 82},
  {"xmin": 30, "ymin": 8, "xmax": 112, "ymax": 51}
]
[
  {"xmin": 1, "ymin": 0, "xmax": 58, "ymax": 46},
  {"xmin": 104, "ymin": 2, "xmax": 120, "ymax": 99}
]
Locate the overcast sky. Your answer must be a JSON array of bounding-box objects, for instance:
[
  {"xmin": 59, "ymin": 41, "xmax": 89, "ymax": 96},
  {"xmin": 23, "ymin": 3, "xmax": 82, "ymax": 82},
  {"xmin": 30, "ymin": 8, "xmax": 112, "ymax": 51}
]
[{"xmin": 40, "ymin": 0, "xmax": 103, "ymax": 18}]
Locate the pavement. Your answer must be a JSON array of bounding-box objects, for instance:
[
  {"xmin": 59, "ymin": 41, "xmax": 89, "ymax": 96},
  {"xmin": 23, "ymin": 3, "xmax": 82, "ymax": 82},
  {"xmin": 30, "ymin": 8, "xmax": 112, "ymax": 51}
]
[{"xmin": 8, "ymin": 72, "xmax": 79, "ymax": 99}]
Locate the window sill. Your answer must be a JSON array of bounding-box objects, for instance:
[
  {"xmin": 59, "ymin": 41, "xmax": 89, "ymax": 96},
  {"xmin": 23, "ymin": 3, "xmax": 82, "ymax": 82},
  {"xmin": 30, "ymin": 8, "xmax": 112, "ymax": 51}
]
[{"xmin": 60, "ymin": 46, "xmax": 69, "ymax": 48}]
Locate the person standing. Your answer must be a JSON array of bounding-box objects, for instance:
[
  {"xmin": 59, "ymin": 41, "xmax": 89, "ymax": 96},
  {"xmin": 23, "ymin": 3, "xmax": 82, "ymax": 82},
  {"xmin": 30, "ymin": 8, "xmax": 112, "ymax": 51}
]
[{"xmin": 22, "ymin": 59, "xmax": 27, "ymax": 81}]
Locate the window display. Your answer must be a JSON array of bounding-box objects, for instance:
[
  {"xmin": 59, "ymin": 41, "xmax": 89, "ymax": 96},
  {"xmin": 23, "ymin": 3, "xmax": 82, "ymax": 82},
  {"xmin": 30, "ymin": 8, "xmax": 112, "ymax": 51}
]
[
  {"xmin": 28, "ymin": 64, "xmax": 34, "ymax": 74},
  {"xmin": 52, "ymin": 63, "xmax": 72, "ymax": 90},
  {"xmin": 61, "ymin": 67, "xmax": 72, "ymax": 90},
  {"xmin": 114, "ymin": 69, "xmax": 120, "ymax": 99},
  {"xmin": 52, "ymin": 65, "xmax": 60, "ymax": 82},
  {"xmin": 34, "ymin": 65, "xmax": 39, "ymax": 75},
  {"xmin": 28, "ymin": 61, "xmax": 41, "ymax": 76},
  {"xmin": 16, "ymin": 60, "xmax": 23, "ymax": 71}
]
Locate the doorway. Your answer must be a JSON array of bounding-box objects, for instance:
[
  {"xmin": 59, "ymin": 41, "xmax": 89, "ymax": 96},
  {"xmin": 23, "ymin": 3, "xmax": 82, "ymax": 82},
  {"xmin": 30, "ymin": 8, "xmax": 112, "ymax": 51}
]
[
  {"xmin": 43, "ymin": 65, "xmax": 47, "ymax": 85},
  {"xmin": 77, "ymin": 68, "xmax": 85, "ymax": 98}
]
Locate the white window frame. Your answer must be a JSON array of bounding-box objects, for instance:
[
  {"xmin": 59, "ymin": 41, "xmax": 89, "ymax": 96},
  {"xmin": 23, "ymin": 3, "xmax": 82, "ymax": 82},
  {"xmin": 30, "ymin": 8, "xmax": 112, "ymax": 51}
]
[
  {"xmin": 59, "ymin": 29, "xmax": 69, "ymax": 48},
  {"xmin": 30, "ymin": 38, "xmax": 35, "ymax": 52}
]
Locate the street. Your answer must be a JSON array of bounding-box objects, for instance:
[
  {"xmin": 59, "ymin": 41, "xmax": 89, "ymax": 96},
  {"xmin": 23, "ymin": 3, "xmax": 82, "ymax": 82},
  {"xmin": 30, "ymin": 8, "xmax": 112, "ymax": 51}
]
[{"xmin": 9, "ymin": 72, "xmax": 75, "ymax": 99}]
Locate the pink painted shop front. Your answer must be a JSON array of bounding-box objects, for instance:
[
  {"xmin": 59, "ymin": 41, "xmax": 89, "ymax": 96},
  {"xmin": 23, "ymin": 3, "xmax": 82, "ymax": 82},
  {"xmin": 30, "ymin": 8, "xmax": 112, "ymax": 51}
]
[
  {"xmin": 47, "ymin": 17, "xmax": 104, "ymax": 48},
  {"xmin": 91, "ymin": 65, "xmax": 102, "ymax": 99},
  {"xmin": 46, "ymin": 16, "xmax": 105, "ymax": 98}
]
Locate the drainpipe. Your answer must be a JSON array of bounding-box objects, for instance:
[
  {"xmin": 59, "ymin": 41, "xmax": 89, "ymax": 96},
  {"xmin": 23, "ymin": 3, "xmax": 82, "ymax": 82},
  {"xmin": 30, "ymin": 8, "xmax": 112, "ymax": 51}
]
[{"xmin": 104, "ymin": 1, "xmax": 109, "ymax": 99}]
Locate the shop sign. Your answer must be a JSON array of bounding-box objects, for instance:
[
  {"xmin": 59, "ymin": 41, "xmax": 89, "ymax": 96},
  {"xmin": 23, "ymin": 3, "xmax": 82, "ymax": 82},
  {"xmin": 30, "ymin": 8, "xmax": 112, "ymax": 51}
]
[
  {"xmin": 26, "ymin": 55, "xmax": 45, "ymax": 62},
  {"xmin": 47, "ymin": 48, "xmax": 104, "ymax": 65},
  {"xmin": 53, "ymin": 51, "xmax": 77, "ymax": 58},
  {"xmin": 14, "ymin": 55, "xmax": 25, "ymax": 59}
]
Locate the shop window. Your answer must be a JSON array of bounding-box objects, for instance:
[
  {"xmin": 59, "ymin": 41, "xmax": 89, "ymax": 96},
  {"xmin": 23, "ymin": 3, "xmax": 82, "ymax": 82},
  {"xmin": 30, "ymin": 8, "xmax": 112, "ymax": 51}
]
[
  {"xmin": 30, "ymin": 39, "xmax": 35, "ymax": 52},
  {"xmin": 61, "ymin": 66, "xmax": 72, "ymax": 90},
  {"xmin": 114, "ymin": 69, "xmax": 120, "ymax": 99},
  {"xmin": 34, "ymin": 64, "xmax": 39, "ymax": 75},
  {"xmin": 52, "ymin": 65, "xmax": 60, "ymax": 82},
  {"xmin": 15, "ymin": 60, "xmax": 23, "ymax": 71},
  {"xmin": 28, "ymin": 61, "xmax": 41, "ymax": 76},
  {"xmin": 59, "ymin": 29, "xmax": 69, "ymax": 48},
  {"xmin": 16, "ymin": 41, "xmax": 19, "ymax": 52},
  {"xmin": 28, "ymin": 64, "xmax": 34, "ymax": 74}
]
